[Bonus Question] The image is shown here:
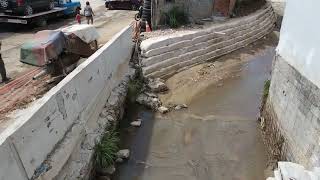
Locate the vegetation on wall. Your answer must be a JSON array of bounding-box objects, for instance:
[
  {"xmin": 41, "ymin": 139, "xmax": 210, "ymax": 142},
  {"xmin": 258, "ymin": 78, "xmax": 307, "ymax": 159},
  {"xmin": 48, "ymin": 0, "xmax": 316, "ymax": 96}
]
[
  {"xmin": 164, "ymin": 6, "xmax": 188, "ymax": 28},
  {"xmin": 263, "ymin": 79, "xmax": 271, "ymax": 100}
]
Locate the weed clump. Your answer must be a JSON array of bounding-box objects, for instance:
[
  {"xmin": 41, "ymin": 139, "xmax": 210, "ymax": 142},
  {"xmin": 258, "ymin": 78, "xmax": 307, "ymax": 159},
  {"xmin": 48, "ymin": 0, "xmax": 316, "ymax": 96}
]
[
  {"xmin": 165, "ymin": 6, "xmax": 188, "ymax": 28},
  {"xmin": 94, "ymin": 131, "xmax": 120, "ymax": 168},
  {"xmin": 263, "ymin": 79, "xmax": 271, "ymax": 100}
]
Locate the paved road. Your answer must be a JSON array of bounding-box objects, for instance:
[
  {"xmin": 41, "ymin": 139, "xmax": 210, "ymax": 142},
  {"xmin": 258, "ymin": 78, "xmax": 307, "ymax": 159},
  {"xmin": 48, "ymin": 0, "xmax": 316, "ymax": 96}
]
[{"xmin": 0, "ymin": 1, "xmax": 135, "ymax": 79}]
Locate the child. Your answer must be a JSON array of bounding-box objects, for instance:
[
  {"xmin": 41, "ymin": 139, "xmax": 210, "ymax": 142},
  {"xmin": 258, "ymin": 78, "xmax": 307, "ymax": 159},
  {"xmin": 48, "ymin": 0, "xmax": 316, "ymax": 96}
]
[
  {"xmin": 76, "ymin": 12, "xmax": 81, "ymax": 24},
  {"xmin": 84, "ymin": 1, "xmax": 94, "ymax": 24},
  {"xmin": 75, "ymin": 6, "xmax": 81, "ymax": 24}
]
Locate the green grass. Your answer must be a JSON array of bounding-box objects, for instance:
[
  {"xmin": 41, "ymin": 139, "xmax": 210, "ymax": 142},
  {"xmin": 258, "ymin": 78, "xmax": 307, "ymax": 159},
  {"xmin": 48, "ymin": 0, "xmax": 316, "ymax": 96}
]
[
  {"xmin": 165, "ymin": 6, "xmax": 188, "ymax": 28},
  {"xmin": 263, "ymin": 80, "xmax": 271, "ymax": 99},
  {"xmin": 127, "ymin": 78, "xmax": 143, "ymax": 103},
  {"xmin": 94, "ymin": 131, "xmax": 120, "ymax": 168}
]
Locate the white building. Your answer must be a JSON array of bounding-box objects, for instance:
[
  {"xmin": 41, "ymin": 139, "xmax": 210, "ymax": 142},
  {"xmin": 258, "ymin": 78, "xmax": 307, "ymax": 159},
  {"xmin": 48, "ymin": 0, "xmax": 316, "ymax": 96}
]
[{"xmin": 265, "ymin": 0, "xmax": 320, "ymax": 168}]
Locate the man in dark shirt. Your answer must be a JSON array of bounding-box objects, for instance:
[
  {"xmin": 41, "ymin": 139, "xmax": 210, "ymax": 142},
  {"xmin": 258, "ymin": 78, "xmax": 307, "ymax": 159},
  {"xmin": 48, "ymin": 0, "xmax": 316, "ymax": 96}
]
[{"xmin": 0, "ymin": 41, "xmax": 9, "ymax": 83}]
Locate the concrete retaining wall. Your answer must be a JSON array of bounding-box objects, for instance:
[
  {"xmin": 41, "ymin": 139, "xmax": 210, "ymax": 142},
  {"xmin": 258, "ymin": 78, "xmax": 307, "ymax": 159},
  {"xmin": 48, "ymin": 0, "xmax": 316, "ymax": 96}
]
[
  {"xmin": 141, "ymin": 4, "xmax": 276, "ymax": 79},
  {"xmin": 264, "ymin": 55, "xmax": 320, "ymax": 168},
  {"xmin": 0, "ymin": 25, "xmax": 134, "ymax": 180}
]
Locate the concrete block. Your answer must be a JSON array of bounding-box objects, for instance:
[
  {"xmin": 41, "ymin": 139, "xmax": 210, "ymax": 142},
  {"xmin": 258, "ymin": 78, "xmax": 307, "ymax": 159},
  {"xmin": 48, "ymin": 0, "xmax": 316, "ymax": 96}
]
[
  {"xmin": 144, "ymin": 40, "xmax": 191, "ymax": 57},
  {"xmin": 140, "ymin": 32, "xmax": 195, "ymax": 52},
  {"xmin": 142, "ymin": 3, "xmax": 275, "ymax": 78},
  {"xmin": 142, "ymin": 50, "xmax": 181, "ymax": 67}
]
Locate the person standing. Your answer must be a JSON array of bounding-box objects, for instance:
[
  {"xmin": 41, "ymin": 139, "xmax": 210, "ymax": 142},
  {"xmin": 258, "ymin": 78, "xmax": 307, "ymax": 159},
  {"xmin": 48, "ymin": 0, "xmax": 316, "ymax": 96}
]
[
  {"xmin": 76, "ymin": 11, "xmax": 81, "ymax": 24},
  {"xmin": 84, "ymin": 1, "xmax": 94, "ymax": 24},
  {"xmin": 75, "ymin": 6, "xmax": 82, "ymax": 24},
  {"xmin": 0, "ymin": 41, "xmax": 9, "ymax": 83}
]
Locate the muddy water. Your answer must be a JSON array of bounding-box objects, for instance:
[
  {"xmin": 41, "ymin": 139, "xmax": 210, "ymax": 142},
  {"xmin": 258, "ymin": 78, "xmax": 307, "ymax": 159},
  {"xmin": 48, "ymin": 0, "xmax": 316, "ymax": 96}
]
[{"xmin": 114, "ymin": 48, "xmax": 275, "ymax": 180}]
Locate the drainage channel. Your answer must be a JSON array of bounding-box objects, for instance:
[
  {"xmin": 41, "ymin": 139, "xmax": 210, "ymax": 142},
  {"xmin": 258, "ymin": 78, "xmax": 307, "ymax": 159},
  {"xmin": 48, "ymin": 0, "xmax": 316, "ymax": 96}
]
[{"xmin": 113, "ymin": 47, "xmax": 275, "ymax": 180}]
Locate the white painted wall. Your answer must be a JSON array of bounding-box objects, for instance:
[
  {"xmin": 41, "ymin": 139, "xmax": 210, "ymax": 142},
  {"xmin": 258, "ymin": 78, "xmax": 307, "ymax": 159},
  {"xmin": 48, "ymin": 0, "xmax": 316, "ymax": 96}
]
[
  {"xmin": 0, "ymin": 25, "xmax": 133, "ymax": 180},
  {"xmin": 277, "ymin": 0, "xmax": 320, "ymax": 88}
]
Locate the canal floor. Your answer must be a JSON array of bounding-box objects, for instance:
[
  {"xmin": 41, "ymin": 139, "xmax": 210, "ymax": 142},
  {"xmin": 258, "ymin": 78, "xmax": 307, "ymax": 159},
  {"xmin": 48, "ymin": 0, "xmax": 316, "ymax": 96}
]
[{"xmin": 114, "ymin": 47, "xmax": 275, "ymax": 180}]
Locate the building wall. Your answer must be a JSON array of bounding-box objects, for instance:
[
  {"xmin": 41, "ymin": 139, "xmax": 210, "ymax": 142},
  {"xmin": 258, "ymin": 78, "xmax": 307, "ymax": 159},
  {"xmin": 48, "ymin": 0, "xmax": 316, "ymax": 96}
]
[
  {"xmin": 265, "ymin": 56, "xmax": 320, "ymax": 168},
  {"xmin": 277, "ymin": 0, "xmax": 320, "ymax": 88},
  {"xmin": 264, "ymin": 0, "xmax": 320, "ymax": 168}
]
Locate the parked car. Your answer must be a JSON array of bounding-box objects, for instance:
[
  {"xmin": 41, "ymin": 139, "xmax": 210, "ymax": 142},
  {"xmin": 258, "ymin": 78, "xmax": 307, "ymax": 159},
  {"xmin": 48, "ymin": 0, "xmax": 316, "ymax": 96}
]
[
  {"xmin": 55, "ymin": 0, "xmax": 80, "ymax": 16},
  {"xmin": 105, "ymin": 0, "xmax": 141, "ymax": 10},
  {"xmin": 0, "ymin": 0, "xmax": 55, "ymax": 15}
]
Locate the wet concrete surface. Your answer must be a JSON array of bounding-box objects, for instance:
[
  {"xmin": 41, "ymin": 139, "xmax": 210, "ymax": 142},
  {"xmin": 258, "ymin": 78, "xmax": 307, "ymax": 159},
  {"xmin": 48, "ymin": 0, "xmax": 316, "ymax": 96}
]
[{"xmin": 115, "ymin": 48, "xmax": 275, "ymax": 180}]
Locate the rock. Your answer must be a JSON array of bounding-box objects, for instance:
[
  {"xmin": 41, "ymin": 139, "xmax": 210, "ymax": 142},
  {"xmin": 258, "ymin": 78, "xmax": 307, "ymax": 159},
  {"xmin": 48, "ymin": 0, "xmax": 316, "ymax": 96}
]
[
  {"xmin": 158, "ymin": 106, "xmax": 169, "ymax": 114},
  {"xmin": 99, "ymin": 109, "xmax": 108, "ymax": 118},
  {"xmin": 174, "ymin": 104, "xmax": 188, "ymax": 110},
  {"xmin": 145, "ymin": 92, "xmax": 158, "ymax": 98},
  {"xmin": 96, "ymin": 165, "xmax": 115, "ymax": 175},
  {"xmin": 181, "ymin": 104, "xmax": 188, "ymax": 108},
  {"xmin": 136, "ymin": 93, "xmax": 161, "ymax": 110},
  {"xmin": 117, "ymin": 149, "xmax": 130, "ymax": 159},
  {"xmin": 105, "ymin": 166, "xmax": 116, "ymax": 175},
  {"xmin": 260, "ymin": 117, "xmax": 266, "ymax": 130},
  {"xmin": 148, "ymin": 78, "xmax": 168, "ymax": 93},
  {"xmin": 130, "ymin": 120, "xmax": 142, "ymax": 127},
  {"xmin": 97, "ymin": 176, "xmax": 111, "ymax": 180},
  {"xmin": 115, "ymin": 157, "xmax": 124, "ymax": 163},
  {"xmin": 106, "ymin": 115, "xmax": 115, "ymax": 122}
]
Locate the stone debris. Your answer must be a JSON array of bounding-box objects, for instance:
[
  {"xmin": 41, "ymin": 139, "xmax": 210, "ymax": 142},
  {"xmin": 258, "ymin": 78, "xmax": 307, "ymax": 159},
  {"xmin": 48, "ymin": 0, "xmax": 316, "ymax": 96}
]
[
  {"xmin": 97, "ymin": 176, "xmax": 111, "ymax": 180},
  {"xmin": 174, "ymin": 104, "xmax": 188, "ymax": 110},
  {"xmin": 267, "ymin": 162, "xmax": 320, "ymax": 180},
  {"xmin": 117, "ymin": 149, "xmax": 130, "ymax": 159},
  {"xmin": 158, "ymin": 106, "xmax": 169, "ymax": 114},
  {"xmin": 136, "ymin": 93, "xmax": 162, "ymax": 110},
  {"xmin": 99, "ymin": 165, "xmax": 116, "ymax": 175},
  {"xmin": 148, "ymin": 78, "xmax": 168, "ymax": 93},
  {"xmin": 130, "ymin": 120, "xmax": 142, "ymax": 127},
  {"xmin": 115, "ymin": 157, "xmax": 124, "ymax": 163}
]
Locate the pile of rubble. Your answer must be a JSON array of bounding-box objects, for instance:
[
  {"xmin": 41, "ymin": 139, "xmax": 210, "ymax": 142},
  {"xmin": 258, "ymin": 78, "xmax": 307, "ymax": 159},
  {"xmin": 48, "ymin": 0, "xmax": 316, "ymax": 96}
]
[{"xmin": 136, "ymin": 78, "xmax": 188, "ymax": 114}]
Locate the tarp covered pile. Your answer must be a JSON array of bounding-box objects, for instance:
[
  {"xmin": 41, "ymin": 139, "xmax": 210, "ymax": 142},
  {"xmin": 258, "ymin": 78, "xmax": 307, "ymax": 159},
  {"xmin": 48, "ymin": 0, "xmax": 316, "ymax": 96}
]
[
  {"xmin": 20, "ymin": 24, "xmax": 99, "ymax": 67},
  {"xmin": 20, "ymin": 30, "xmax": 66, "ymax": 66}
]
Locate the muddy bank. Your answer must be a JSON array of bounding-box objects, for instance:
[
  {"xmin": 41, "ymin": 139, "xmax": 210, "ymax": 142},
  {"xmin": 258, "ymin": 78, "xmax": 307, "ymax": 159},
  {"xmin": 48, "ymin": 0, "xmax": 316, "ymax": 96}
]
[
  {"xmin": 114, "ymin": 32, "xmax": 278, "ymax": 180},
  {"xmin": 160, "ymin": 32, "xmax": 278, "ymax": 105}
]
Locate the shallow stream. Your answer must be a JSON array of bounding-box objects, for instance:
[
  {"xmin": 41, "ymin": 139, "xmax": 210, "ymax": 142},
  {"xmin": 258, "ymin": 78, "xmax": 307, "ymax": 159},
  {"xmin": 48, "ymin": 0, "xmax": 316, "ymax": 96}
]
[{"xmin": 114, "ymin": 48, "xmax": 275, "ymax": 180}]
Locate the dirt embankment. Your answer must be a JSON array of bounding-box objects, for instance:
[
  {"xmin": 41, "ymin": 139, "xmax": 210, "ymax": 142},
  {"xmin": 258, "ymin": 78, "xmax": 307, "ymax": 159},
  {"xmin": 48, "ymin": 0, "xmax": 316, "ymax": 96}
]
[
  {"xmin": 0, "ymin": 69, "xmax": 60, "ymax": 121},
  {"xmin": 159, "ymin": 32, "xmax": 279, "ymax": 105}
]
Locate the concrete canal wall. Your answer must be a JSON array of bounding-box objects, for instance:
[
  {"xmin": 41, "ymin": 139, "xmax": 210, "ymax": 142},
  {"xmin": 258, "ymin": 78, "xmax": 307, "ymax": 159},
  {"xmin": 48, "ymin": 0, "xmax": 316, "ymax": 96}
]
[
  {"xmin": 141, "ymin": 4, "xmax": 276, "ymax": 79},
  {"xmin": 264, "ymin": 0, "xmax": 320, "ymax": 168},
  {"xmin": 0, "ymin": 25, "xmax": 134, "ymax": 180}
]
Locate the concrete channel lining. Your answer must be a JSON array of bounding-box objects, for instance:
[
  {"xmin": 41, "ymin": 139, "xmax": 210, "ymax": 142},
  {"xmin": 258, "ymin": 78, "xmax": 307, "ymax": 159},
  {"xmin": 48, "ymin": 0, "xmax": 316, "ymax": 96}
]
[
  {"xmin": 0, "ymin": 25, "xmax": 134, "ymax": 180},
  {"xmin": 140, "ymin": 4, "xmax": 276, "ymax": 79}
]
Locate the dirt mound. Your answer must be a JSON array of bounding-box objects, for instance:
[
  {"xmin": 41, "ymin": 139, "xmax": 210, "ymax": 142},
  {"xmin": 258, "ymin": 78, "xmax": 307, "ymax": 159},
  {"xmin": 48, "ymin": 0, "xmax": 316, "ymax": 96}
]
[{"xmin": 0, "ymin": 68, "xmax": 59, "ymax": 121}]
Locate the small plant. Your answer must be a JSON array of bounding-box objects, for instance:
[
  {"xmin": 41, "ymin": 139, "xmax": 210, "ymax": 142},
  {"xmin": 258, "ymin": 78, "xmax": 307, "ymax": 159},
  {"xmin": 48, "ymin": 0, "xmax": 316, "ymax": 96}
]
[
  {"xmin": 263, "ymin": 79, "xmax": 271, "ymax": 100},
  {"xmin": 94, "ymin": 131, "xmax": 120, "ymax": 168},
  {"xmin": 127, "ymin": 77, "xmax": 143, "ymax": 103},
  {"xmin": 165, "ymin": 6, "xmax": 188, "ymax": 28}
]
